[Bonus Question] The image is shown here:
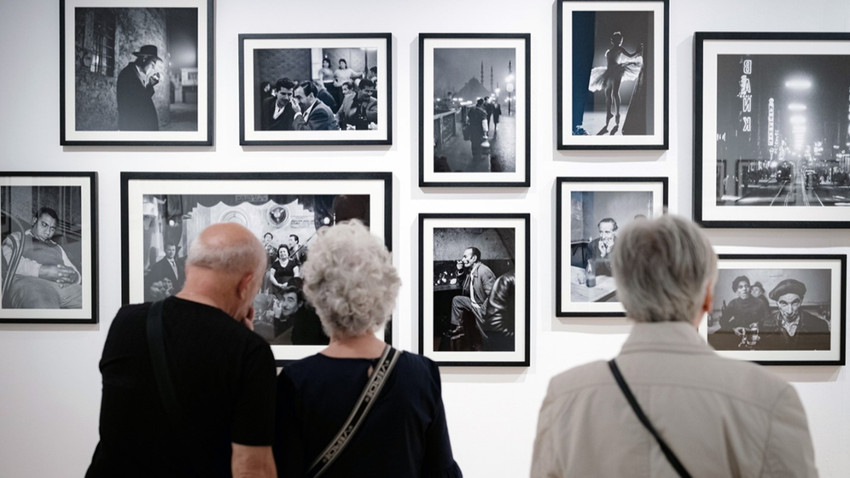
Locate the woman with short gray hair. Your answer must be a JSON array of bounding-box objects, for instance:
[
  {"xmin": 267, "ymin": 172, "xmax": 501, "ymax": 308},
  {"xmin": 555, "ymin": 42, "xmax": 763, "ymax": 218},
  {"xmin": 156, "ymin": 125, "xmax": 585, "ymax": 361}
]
[
  {"xmin": 532, "ymin": 214, "xmax": 817, "ymax": 477},
  {"xmin": 273, "ymin": 220, "xmax": 462, "ymax": 478}
]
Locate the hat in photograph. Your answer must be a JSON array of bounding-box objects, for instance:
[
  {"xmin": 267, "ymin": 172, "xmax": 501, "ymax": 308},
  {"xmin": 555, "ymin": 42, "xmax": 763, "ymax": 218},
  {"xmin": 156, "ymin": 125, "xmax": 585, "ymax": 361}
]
[
  {"xmin": 769, "ymin": 279, "xmax": 807, "ymax": 301},
  {"xmin": 133, "ymin": 45, "xmax": 163, "ymax": 62}
]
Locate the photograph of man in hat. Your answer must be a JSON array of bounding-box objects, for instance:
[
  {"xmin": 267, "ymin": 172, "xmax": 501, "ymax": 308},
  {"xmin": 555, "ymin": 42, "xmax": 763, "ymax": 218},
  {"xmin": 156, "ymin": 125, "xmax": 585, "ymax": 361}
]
[
  {"xmin": 117, "ymin": 44, "xmax": 163, "ymax": 131},
  {"xmin": 759, "ymin": 279, "xmax": 831, "ymax": 351}
]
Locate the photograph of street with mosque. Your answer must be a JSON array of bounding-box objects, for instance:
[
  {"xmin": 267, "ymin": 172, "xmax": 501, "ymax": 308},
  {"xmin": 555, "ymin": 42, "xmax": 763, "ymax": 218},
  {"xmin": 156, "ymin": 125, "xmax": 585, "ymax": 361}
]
[
  {"xmin": 702, "ymin": 255, "xmax": 845, "ymax": 365},
  {"xmin": 0, "ymin": 173, "xmax": 97, "ymax": 323},
  {"xmin": 62, "ymin": 0, "xmax": 211, "ymax": 145},
  {"xmin": 121, "ymin": 172, "xmax": 390, "ymax": 362},
  {"xmin": 419, "ymin": 34, "xmax": 529, "ymax": 187},
  {"xmin": 695, "ymin": 33, "xmax": 850, "ymax": 227}
]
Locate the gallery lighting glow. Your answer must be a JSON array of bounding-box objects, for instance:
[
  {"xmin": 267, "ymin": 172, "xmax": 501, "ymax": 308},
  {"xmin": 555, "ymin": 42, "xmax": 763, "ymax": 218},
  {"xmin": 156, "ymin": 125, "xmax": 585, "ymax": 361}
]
[
  {"xmin": 787, "ymin": 103, "xmax": 807, "ymax": 111},
  {"xmin": 789, "ymin": 116, "xmax": 807, "ymax": 125}
]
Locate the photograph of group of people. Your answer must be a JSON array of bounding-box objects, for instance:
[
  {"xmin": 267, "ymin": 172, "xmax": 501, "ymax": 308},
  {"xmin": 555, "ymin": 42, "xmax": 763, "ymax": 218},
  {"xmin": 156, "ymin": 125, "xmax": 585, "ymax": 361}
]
[
  {"xmin": 138, "ymin": 192, "xmax": 381, "ymax": 347},
  {"xmin": 708, "ymin": 269, "xmax": 833, "ymax": 352}
]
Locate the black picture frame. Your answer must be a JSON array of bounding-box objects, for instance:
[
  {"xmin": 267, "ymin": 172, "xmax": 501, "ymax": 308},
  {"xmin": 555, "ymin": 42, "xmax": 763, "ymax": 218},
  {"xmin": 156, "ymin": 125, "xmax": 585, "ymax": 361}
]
[
  {"xmin": 703, "ymin": 254, "xmax": 846, "ymax": 366},
  {"xmin": 418, "ymin": 213, "xmax": 530, "ymax": 366},
  {"xmin": 239, "ymin": 33, "xmax": 392, "ymax": 146},
  {"xmin": 121, "ymin": 172, "xmax": 392, "ymax": 363},
  {"xmin": 556, "ymin": 0, "xmax": 669, "ymax": 150},
  {"xmin": 60, "ymin": 0, "xmax": 214, "ymax": 146},
  {"xmin": 0, "ymin": 172, "xmax": 98, "ymax": 323},
  {"xmin": 694, "ymin": 32, "xmax": 850, "ymax": 228},
  {"xmin": 555, "ymin": 176, "xmax": 667, "ymax": 317},
  {"xmin": 419, "ymin": 33, "xmax": 531, "ymax": 187}
]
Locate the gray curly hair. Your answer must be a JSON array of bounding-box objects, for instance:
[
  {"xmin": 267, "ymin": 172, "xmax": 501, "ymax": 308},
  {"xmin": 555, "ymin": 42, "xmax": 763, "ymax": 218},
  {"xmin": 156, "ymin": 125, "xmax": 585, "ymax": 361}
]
[{"xmin": 300, "ymin": 220, "xmax": 400, "ymax": 338}]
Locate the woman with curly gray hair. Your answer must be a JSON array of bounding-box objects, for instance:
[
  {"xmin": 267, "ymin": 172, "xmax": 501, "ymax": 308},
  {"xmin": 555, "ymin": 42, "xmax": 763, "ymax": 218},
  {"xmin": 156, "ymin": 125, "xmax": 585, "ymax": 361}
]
[{"xmin": 273, "ymin": 221, "xmax": 462, "ymax": 478}]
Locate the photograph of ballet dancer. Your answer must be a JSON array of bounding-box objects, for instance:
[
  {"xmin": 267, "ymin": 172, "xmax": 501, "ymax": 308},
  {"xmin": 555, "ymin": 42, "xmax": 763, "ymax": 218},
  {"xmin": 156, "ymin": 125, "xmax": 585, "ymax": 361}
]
[
  {"xmin": 239, "ymin": 34, "xmax": 391, "ymax": 145},
  {"xmin": 121, "ymin": 172, "xmax": 391, "ymax": 362},
  {"xmin": 557, "ymin": 0, "xmax": 668, "ymax": 149},
  {"xmin": 420, "ymin": 34, "xmax": 530, "ymax": 187},
  {"xmin": 695, "ymin": 32, "xmax": 850, "ymax": 228}
]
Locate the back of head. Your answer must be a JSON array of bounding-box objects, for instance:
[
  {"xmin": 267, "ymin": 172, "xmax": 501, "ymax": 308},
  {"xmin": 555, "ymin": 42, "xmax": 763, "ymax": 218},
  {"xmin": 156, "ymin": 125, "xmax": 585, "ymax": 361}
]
[
  {"xmin": 186, "ymin": 223, "xmax": 265, "ymax": 279},
  {"xmin": 611, "ymin": 214, "xmax": 717, "ymax": 323},
  {"xmin": 300, "ymin": 220, "xmax": 400, "ymax": 338}
]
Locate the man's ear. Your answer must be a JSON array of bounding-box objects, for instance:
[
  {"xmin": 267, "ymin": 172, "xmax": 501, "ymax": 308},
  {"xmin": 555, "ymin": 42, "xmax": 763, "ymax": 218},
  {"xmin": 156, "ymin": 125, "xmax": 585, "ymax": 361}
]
[
  {"xmin": 237, "ymin": 272, "xmax": 255, "ymax": 300},
  {"xmin": 701, "ymin": 283, "xmax": 714, "ymax": 314}
]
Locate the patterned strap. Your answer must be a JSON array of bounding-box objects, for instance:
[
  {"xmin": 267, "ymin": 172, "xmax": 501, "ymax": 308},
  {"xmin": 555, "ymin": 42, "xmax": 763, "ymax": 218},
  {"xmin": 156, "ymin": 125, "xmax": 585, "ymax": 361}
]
[{"xmin": 307, "ymin": 345, "xmax": 400, "ymax": 478}]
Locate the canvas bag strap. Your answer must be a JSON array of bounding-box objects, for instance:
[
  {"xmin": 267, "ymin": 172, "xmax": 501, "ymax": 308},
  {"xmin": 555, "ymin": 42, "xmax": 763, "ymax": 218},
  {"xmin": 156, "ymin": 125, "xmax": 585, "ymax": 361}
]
[
  {"xmin": 307, "ymin": 345, "xmax": 400, "ymax": 478},
  {"xmin": 608, "ymin": 359, "xmax": 692, "ymax": 478}
]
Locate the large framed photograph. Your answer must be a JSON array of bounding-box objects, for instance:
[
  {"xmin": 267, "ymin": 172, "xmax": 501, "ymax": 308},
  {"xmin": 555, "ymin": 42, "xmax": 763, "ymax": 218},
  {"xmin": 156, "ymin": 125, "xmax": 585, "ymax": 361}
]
[
  {"xmin": 701, "ymin": 254, "xmax": 846, "ymax": 365},
  {"xmin": 418, "ymin": 214, "xmax": 530, "ymax": 366},
  {"xmin": 556, "ymin": 177, "xmax": 667, "ymax": 316},
  {"xmin": 695, "ymin": 32, "xmax": 850, "ymax": 228},
  {"xmin": 121, "ymin": 172, "xmax": 391, "ymax": 362},
  {"xmin": 419, "ymin": 34, "xmax": 530, "ymax": 187},
  {"xmin": 239, "ymin": 33, "xmax": 392, "ymax": 146},
  {"xmin": 557, "ymin": 0, "xmax": 668, "ymax": 150},
  {"xmin": 1, "ymin": 172, "xmax": 98, "ymax": 323},
  {"xmin": 61, "ymin": 0, "xmax": 213, "ymax": 146}
]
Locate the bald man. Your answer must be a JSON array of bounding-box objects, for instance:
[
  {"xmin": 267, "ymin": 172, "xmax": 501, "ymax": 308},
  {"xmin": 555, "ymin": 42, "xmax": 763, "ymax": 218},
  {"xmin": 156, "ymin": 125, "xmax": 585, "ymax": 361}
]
[{"xmin": 87, "ymin": 223, "xmax": 277, "ymax": 477}]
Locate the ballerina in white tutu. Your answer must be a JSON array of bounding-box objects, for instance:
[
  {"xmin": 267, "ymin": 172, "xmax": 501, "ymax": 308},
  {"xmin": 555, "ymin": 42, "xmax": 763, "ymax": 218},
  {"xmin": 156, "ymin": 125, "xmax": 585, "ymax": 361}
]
[{"xmin": 587, "ymin": 32, "xmax": 643, "ymax": 132}]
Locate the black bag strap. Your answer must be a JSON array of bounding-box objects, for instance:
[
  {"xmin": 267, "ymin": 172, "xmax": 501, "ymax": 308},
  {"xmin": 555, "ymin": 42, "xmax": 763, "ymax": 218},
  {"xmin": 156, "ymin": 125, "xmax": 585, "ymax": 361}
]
[
  {"xmin": 147, "ymin": 300, "xmax": 202, "ymax": 476},
  {"xmin": 608, "ymin": 359, "xmax": 692, "ymax": 478},
  {"xmin": 146, "ymin": 300, "xmax": 184, "ymax": 427},
  {"xmin": 307, "ymin": 344, "xmax": 400, "ymax": 478}
]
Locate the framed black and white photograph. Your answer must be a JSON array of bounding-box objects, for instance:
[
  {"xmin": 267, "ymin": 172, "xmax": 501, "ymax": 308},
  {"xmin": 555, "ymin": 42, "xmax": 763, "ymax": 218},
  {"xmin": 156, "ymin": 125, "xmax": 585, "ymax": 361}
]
[
  {"xmin": 701, "ymin": 254, "xmax": 846, "ymax": 365},
  {"xmin": 695, "ymin": 32, "xmax": 850, "ymax": 228},
  {"xmin": 418, "ymin": 213, "xmax": 530, "ymax": 366},
  {"xmin": 419, "ymin": 34, "xmax": 530, "ymax": 187},
  {"xmin": 0, "ymin": 172, "xmax": 98, "ymax": 323},
  {"xmin": 557, "ymin": 0, "xmax": 668, "ymax": 150},
  {"xmin": 61, "ymin": 0, "xmax": 213, "ymax": 146},
  {"xmin": 556, "ymin": 177, "xmax": 667, "ymax": 316},
  {"xmin": 121, "ymin": 172, "xmax": 391, "ymax": 362},
  {"xmin": 239, "ymin": 33, "xmax": 392, "ymax": 146}
]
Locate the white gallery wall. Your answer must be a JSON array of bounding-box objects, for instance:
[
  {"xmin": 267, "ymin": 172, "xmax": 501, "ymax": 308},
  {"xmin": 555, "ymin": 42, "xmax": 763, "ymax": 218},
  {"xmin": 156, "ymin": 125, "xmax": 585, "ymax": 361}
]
[{"xmin": 1, "ymin": 0, "xmax": 849, "ymax": 476}]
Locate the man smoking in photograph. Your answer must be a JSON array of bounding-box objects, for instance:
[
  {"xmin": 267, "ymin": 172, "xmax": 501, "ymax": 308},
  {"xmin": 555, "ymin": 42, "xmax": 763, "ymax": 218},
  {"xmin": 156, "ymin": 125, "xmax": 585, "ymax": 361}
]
[{"xmin": 116, "ymin": 45, "xmax": 162, "ymax": 131}]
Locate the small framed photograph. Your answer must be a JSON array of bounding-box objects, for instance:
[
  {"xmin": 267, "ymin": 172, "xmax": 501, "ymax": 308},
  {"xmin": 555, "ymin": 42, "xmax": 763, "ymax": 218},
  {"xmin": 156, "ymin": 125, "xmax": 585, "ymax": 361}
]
[
  {"xmin": 61, "ymin": 0, "xmax": 213, "ymax": 146},
  {"xmin": 557, "ymin": 0, "xmax": 668, "ymax": 150},
  {"xmin": 121, "ymin": 172, "xmax": 391, "ymax": 363},
  {"xmin": 0, "ymin": 172, "xmax": 98, "ymax": 323},
  {"xmin": 702, "ymin": 254, "xmax": 846, "ymax": 366},
  {"xmin": 556, "ymin": 177, "xmax": 667, "ymax": 316},
  {"xmin": 695, "ymin": 32, "xmax": 850, "ymax": 228},
  {"xmin": 418, "ymin": 213, "xmax": 530, "ymax": 366},
  {"xmin": 239, "ymin": 33, "xmax": 392, "ymax": 146},
  {"xmin": 419, "ymin": 34, "xmax": 530, "ymax": 187}
]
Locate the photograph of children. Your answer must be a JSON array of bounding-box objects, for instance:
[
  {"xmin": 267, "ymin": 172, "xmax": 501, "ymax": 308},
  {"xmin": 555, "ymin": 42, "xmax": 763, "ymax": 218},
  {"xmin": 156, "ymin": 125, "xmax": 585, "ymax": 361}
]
[
  {"xmin": 708, "ymin": 269, "xmax": 832, "ymax": 352},
  {"xmin": 420, "ymin": 34, "xmax": 529, "ymax": 187},
  {"xmin": 240, "ymin": 34, "xmax": 391, "ymax": 145},
  {"xmin": 63, "ymin": 0, "xmax": 211, "ymax": 144},
  {"xmin": 0, "ymin": 174, "xmax": 96, "ymax": 323}
]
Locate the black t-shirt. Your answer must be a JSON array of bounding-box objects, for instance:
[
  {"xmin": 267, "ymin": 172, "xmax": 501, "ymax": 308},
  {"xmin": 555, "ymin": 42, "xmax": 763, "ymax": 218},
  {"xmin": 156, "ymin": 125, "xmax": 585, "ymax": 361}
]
[
  {"xmin": 274, "ymin": 351, "xmax": 462, "ymax": 477},
  {"xmin": 86, "ymin": 297, "xmax": 276, "ymax": 478}
]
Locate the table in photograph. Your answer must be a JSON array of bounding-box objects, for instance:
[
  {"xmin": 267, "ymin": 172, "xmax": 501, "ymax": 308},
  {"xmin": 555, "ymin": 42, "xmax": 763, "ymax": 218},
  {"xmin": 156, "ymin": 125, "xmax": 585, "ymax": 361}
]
[{"xmin": 570, "ymin": 266, "xmax": 616, "ymax": 303}]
